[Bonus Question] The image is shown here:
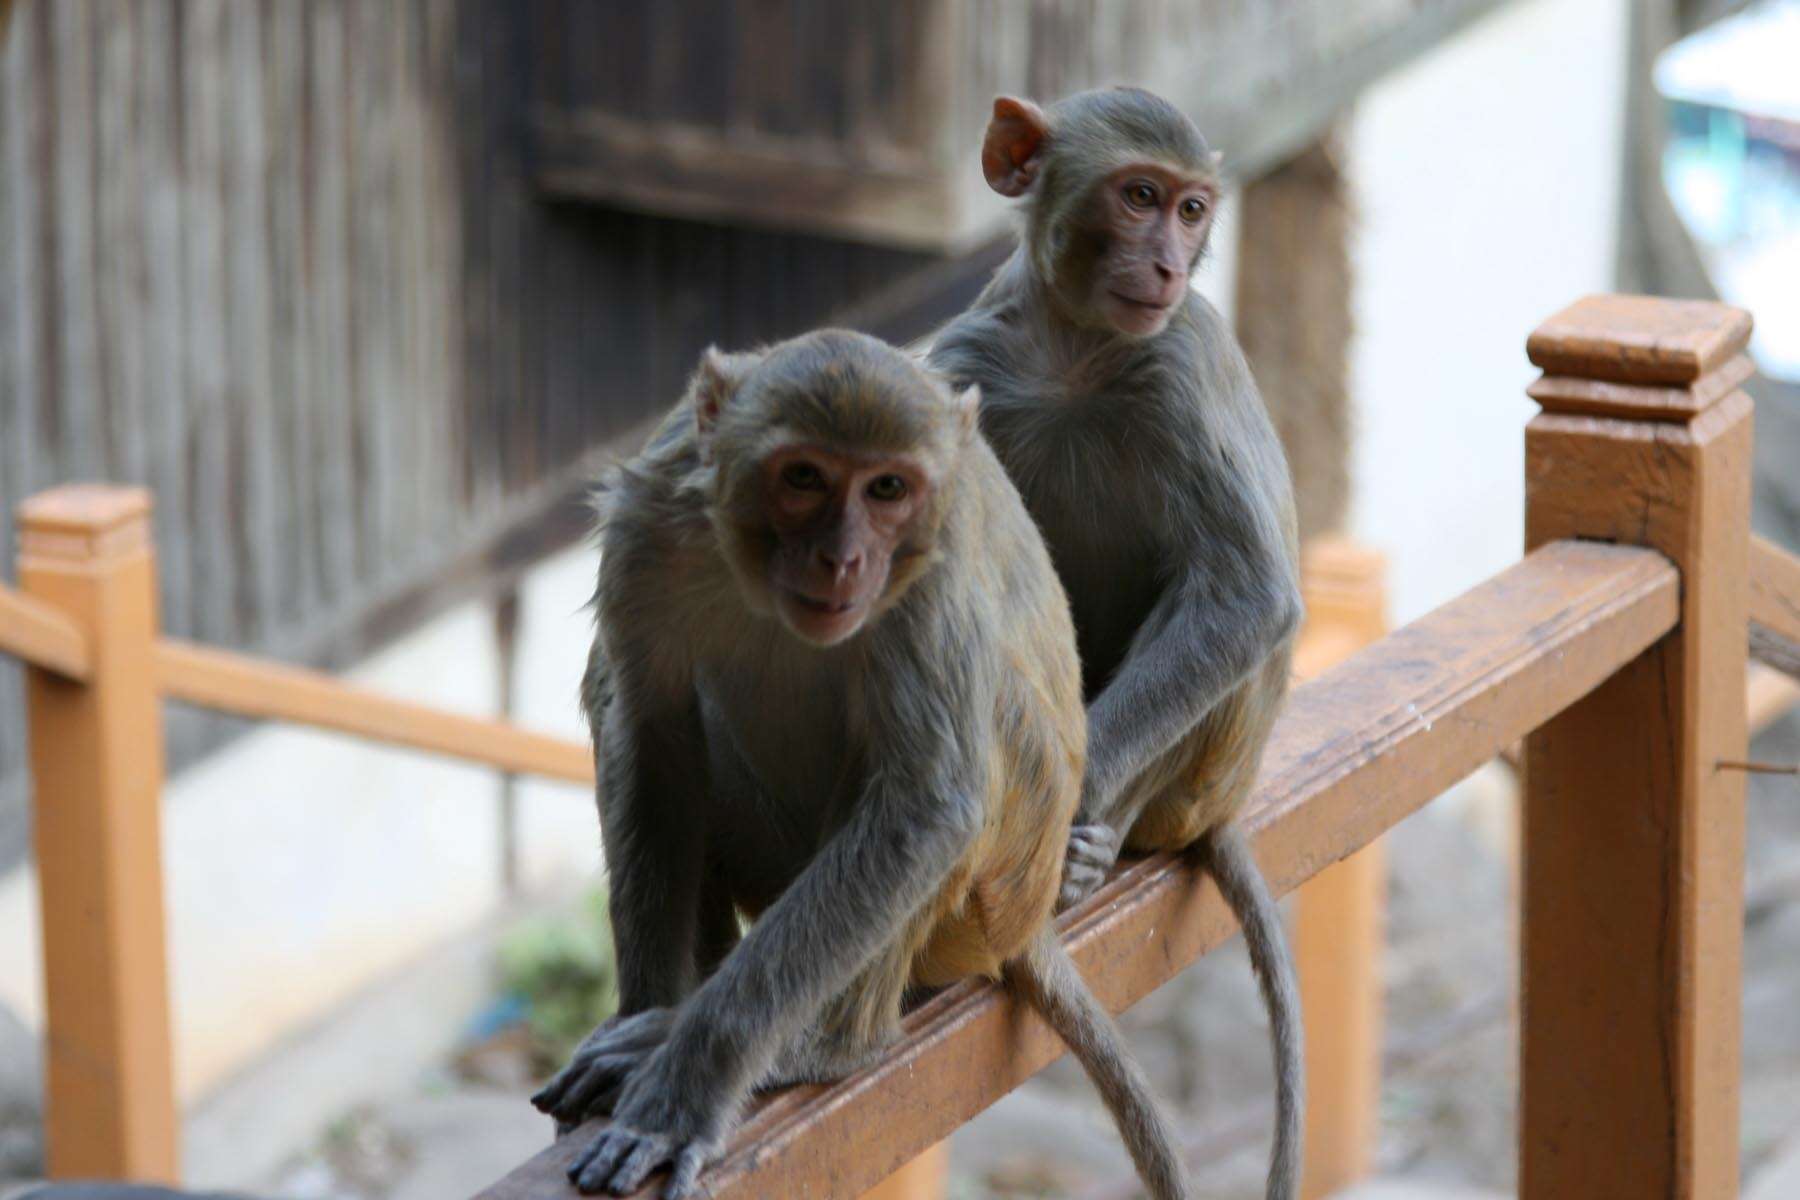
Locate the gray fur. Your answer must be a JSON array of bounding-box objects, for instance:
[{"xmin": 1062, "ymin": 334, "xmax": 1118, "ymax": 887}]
[
  {"xmin": 928, "ymin": 87, "xmax": 1306, "ymax": 1200},
  {"xmin": 536, "ymin": 329, "xmax": 1193, "ymax": 1200}
]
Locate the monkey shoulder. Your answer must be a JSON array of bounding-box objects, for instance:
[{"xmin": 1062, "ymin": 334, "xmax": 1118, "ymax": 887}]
[{"xmin": 591, "ymin": 441, "xmax": 731, "ymax": 661}]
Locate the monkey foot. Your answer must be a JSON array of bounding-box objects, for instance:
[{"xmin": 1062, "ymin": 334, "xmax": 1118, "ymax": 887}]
[
  {"xmin": 1056, "ymin": 823, "xmax": 1121, "ymax": 912},
  {"xmin": 533, "ymin": 1007, "xmax": 676, "ymax": 1125},
  {"xmin": 566, "ymin": 1120, "xmax": 719, "ymax": 1198}
]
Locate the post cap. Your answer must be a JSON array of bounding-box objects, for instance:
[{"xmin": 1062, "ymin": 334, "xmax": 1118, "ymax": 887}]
[
  {"xmin": 19, "ymin": 485, "xmax": 152, "ymax": 535},
  {"xmin": 1527, "ymin": 294, "xmax": 1752, "ymax": 386},
  {"xmin": 18, "ymin": 486, "xmax": 153, "ymax": 564}
]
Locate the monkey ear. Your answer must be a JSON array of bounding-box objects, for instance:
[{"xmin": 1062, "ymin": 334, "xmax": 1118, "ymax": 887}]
[
  {"xmin": 951, "ymin": 384, "xmax": 981, "ymax": 439},
  {"xmin": 1209, "ymin": 149, "xmax": 1224, "ymax": 172},
  {"xmin": 693, "ymin": 347, "xmax": 753, "ymax": 444},
  {"xmin": 982, "ymin": 96, "xmax": 1049, "ymax": 198}
]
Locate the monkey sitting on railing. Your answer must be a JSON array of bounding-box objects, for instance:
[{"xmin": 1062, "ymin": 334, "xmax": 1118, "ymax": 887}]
[{"xmin": 533, "ymin": 331, "xmax": 1196, "ymax": 1200}]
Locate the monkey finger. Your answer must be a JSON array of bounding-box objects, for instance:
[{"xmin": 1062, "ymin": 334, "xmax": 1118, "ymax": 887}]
[
  {"xmin": 547, "ymin": 1070, "xmax": 610, "ymax": 1123},
  {"xmin": 569, "ymin": 1130, "xmax": 630, "ymax": 1193},
  {"xmin": 1066, "ymin": 824, "xmax": 1119, "ymax": 864},
  {"xmin": 550, "ymin": 1058, "xmax": 641, "ymax": 1123},
  {"xmin": 606, "ymin": 1136, "xmax": 672, "ymax": 1195},
  {"xmin": 532, "ymin": 1072, "xmax": 576, "ymax": 1114},
  {"xmin": 1057, "ymin": 868, "xmax": 1105, "ymax": 912},
  {"xmin": 664, "ymin": 1144, "xmax": 712, "ymax": 1199}
]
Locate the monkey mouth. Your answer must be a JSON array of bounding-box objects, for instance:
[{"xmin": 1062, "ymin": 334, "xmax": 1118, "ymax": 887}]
[
  {"xmin": 1108, "ymin": 291, "xmax": 1172, "ymax": 313},
  {"xmin": 786, "ymin": 590, "xmax": 861, "ymax": 616}
]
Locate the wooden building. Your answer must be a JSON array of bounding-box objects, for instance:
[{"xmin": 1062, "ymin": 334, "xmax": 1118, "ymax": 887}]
[{"xmin": 3, "ymin": 0, "xmax": 1668, "ymax": 866}]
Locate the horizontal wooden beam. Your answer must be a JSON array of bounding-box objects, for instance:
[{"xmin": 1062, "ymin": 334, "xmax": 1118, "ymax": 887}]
[
  {"xmin": 476, "ymin": 538, "xmax": 1679, "ymax": 1200},
  {"xmin": 1750, "ymin": 534, "xmax": 1800, "ymax": 680},
  {"xmin": 0, "ymin": 580, "xmax": 93, "ymax": 681},
  {"xmin": 155, "ymin": 639, "xmax": 594, "ymax": 785},
  {"xmin": 1748, "ymin": 664, "xmax": 1800, "ymax": 736}
]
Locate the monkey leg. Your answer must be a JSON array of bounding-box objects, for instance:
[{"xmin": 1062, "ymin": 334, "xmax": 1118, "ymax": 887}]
[
  {"xmin": 1059, "ymin": 701, "xmax": 1258, "ymax": 911},
  {"xmin": 694, "ymin": 866, "xmax": 742, "ymax": 981}
]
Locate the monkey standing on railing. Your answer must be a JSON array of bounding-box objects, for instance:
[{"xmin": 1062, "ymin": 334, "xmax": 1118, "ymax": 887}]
[
  {"xmin": 929, "ymin": 88, "xmax": 1307, "ymax": 1200},
  {"xmin": 534, "ymin": 331, "xmax": 1194, "ymax": 1199}
]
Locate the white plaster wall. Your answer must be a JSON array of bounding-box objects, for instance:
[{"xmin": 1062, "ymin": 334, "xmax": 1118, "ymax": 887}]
[
  {"xmin": 0, "ymin": 543, "xmax": 601, "ymax": 1104},
  {"xmin": 1346, "ymin": 0, "xmax": 1630, "ymax": 624}
]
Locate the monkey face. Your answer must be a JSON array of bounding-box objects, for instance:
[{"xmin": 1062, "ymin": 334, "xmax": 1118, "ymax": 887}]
[
  {"xmin": 757, "ymin": 443, "xmax": 933, "ymax": 646},
  {"xmin": 1082, "ymin": 164, "xmax": 1215, "ymax": 338}
]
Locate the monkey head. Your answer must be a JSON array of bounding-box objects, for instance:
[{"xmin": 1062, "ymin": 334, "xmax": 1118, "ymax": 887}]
[
  {"xmin": 693, "ymin": 331, "xmax": 976, "ymax": 647},
  {"xmin": 982, "ymin": 88, "xmax": 1223, "ymax": 338}
]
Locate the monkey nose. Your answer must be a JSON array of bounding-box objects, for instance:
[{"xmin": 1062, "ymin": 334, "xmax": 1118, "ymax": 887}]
[{"xmin": 819, "ymin": 549, "xmax": 862, "ymax": 581}]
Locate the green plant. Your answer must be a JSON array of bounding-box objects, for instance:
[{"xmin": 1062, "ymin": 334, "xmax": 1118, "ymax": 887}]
[{"xmin": 498, "ymin": 889, "xmax": 619, "ymax": 1073}]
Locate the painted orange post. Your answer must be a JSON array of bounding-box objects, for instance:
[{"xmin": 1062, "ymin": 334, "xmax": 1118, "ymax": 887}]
[
  {"xmin": 1519, "ymin": 296, "xmax": 1752, "ymax": 1199},
  {"xmin": 1291, "ymin": 539, "xmax": 1388, "ymax": 1199},
  {"xmin": 19, "ymin": 485, "xmax": 180, "ymax": 1181},
  {"xmin": 859, "ymin": 1141, "xmax": 948, "ymax": 1200}
]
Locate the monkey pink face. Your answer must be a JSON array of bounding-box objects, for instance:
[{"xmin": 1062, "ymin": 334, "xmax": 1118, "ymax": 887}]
[
  {"xmin": 1090, "ymin": 164, "xmax": 1215, "ymax": 337},
  {"xmin": 761, "ymin": 443, "xmax": 932, "ymax": 646}
]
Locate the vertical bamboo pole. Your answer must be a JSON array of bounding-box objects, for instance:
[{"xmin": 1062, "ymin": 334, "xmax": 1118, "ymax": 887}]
[
  {"xmin": 20, "ymin": 485, "xmax": 179, "ymax": 1181},
  {"xmin": 1519, "ymin": 295, "xmax": 1752, "ymax": 1199},
  {"xmin": 1292, "ymin": 539, "xmax": 1388, "ymax": 1199}
]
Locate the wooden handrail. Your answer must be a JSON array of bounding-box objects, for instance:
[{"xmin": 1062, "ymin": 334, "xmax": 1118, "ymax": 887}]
[
  {"xmin": 0, "ymin": 580, "xmax": 93, "ymax": 681},
  {"xmin": 477, "ymin": 538, "xmax": 1678, "ymax": 1199},
  {"xmin": 1751, "ymin": 533, "xmax": 1800, "ymax": 679},
  {"xmin": 155, "ymin": 638, "xmax": 595, "ymax": 785}
]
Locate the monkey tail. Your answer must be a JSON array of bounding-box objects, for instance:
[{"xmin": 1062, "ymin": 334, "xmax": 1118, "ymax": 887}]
[
  {"xmin": 1202, "ymin": 823, "xmax": 1304, "ymax": 1200},
  {"xmin": 1008, "ymin": 930, "xmax": 1192, "ymax": 1200}
]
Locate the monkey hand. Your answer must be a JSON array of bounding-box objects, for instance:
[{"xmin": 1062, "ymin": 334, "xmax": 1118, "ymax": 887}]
[
  {"xmin": 1056, "ymin": 823, "xmax": 1121, "ymax": 911},
  {"xmin": 532, "ymin": 1007, "xmax": 677, "ymax": 1126},
  {"xmin": 565, "ymin": 1048, "xmax": 725, "ymax": 1198}
]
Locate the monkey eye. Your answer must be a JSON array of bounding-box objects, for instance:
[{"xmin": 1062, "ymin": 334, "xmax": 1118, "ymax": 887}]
[
  {"xmin": 866, "ymin": 474, "xmax": 909, "ymax": 502},
  {"xmin": 1123, "ymin": 181, "xmax": 1158, "ymax": 209},
  {"xmin": 781, "ymin": 462, "xmax": 827, "ymax": 491},
  {"xmin": 1179, "ymin": 196, "xmax": 1209, "ymax": 223}
]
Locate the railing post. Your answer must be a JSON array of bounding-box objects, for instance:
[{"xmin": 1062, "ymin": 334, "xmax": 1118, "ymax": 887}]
[
  {"xmin": 19, "ymin": 485, "xmax": 179, "ymax": 1181},
  {"xmin": 1519, "ymin": 295, "xmax": 1753, "ymax": 1199},
  {"xmin": 858, "ymin": 1142, "xmax": 947, "ymax": 1200},
  {"xmin": 1291, "ymin": 539, "xmax": 1388, "ymax": 1199}
]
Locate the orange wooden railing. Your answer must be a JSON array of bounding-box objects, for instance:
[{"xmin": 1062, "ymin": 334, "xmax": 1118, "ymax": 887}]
[{"xmin": 2, "ymin": 295, "xmax": 1799, "ymax": 1198}]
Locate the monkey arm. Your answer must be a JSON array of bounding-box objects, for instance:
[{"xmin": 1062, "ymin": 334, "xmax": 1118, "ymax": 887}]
[
  {"xmin": 577, "ymin": 636, "xmax": 992, "ymax": 1183},
  {"xmin": 532, "ymin": 682, "xmax": 710, "ymax": 1129},
  {"xmin": 597, "ymin": 688, "xmax": 712, "ymax": 1015},
  {"xmin": 1082, "ymin": 538, "xmax": 1301, "ymax": 829},
  {"xmin": 630, "ymin": 761, "xmax": 982, "ymax": 1112}
]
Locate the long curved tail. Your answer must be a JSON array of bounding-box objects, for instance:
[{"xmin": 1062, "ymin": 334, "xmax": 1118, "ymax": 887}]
[
  {"xmin": 1008, "ymin": 929, "xmax": 1192, "ymax": 1200},
  {"xmin": 1204, "ymin": 823, "xmax": 1304, "ymax": 1200}
]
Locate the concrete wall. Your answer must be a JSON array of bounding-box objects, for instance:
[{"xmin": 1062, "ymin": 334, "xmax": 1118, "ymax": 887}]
[
  {"xmin": 0, "ymin": 543, "xmax": 601, "ymax": 1109},
  {"xmin": 1346, "ymin": 0, "xmax": 1630, "ymax": 624}
]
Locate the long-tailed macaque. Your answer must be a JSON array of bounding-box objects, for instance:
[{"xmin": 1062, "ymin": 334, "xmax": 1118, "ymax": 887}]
[
  {"xmin": 534, "ymin": 331, "xmax": 1192, "ymax": 1199},
  {"xmin": 928, "ymin": 88, "xmax": 1306, "ymax": 1200}
]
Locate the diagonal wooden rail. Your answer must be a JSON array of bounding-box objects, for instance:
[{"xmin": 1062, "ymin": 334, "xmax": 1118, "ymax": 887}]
[
  {"xmin": 155, "ymin": 639, "xmax": 594, "ymax": 784},
  {"xmin": 1751, "ymin": 533, "xmax": 1800, "ymax": 680},
  {"xmin": 478, "ymin": 538, "xmax": 1679, "ymax": 1199},
  {"xmin": 0, "ymin": 581, "xmax": 93, "ymax": 682}
]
